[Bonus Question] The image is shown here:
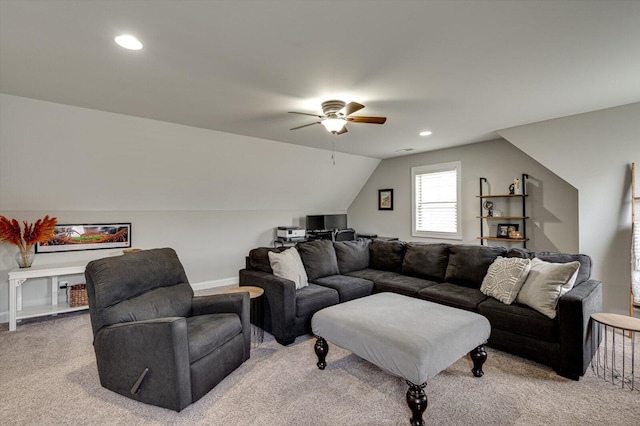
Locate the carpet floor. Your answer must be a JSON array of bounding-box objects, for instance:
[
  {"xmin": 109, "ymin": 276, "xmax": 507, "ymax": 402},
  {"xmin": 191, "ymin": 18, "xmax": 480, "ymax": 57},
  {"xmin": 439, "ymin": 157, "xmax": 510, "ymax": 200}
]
[{"xmin": 1, "ymin": 312, "xmax": 639, "ymax": 425}]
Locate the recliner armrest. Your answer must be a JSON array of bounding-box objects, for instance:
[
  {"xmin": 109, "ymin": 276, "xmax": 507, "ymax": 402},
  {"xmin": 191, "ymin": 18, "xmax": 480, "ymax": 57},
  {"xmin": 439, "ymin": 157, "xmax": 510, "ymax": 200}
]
[
  {"xmin": 191, "ymin": 292, "xmax": 250, "ymax": 356},
  {"xmin": 94, "ymin": 317, "xmax": 192, "ymax": 411}
]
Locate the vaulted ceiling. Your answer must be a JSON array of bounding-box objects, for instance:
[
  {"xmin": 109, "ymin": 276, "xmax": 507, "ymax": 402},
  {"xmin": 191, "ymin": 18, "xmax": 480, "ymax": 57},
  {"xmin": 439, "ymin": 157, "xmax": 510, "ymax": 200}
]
[{"xmin": 1, "ymin": 0, "xmax": 639, "ymax": 159}]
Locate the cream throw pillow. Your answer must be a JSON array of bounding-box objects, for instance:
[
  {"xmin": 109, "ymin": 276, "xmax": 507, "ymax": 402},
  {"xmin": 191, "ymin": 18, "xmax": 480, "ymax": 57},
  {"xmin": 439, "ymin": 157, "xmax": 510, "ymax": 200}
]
[
  {"xmin": 516, "ymin": 258, "xmax": 580, "ymax": 319},
  {"xmin": 268, "ymin": 247, "xmax": 308, "ymax": 290},
  {"xmin": 480, "ymin": 256, "xmax": 531, "ymax": 304}
]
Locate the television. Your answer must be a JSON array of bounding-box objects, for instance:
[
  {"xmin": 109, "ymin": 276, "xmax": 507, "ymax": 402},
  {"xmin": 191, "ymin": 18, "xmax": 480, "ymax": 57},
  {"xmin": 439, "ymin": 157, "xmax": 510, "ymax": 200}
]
[{"xmin": 306, "ymin": 214, "xmax": 347, "ymax": 231}]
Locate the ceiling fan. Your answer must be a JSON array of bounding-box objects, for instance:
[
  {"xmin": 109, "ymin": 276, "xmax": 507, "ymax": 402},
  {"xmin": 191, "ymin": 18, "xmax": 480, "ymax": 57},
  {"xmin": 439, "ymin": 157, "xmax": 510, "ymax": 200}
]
[{"xmin": 289, "ymin": 100, "xmax": 386, "ymax": 134}]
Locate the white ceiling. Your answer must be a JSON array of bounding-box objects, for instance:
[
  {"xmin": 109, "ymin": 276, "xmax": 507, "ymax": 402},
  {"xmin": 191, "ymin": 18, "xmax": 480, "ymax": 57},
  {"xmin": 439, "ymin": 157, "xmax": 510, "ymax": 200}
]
[{"xmin": 1, "ymin": 0, "xmax": 639, "ymax": 159}]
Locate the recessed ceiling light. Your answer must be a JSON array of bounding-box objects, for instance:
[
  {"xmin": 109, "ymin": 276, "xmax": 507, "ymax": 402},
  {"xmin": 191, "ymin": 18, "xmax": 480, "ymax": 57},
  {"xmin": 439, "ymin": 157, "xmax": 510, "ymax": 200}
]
[
  {"xmin": 419, "ymin": 131, "xmax": 433, "ymax": 136},
  {"xmin": 114, "ymin": 35, "xmax": 143, "ymax": 50}
]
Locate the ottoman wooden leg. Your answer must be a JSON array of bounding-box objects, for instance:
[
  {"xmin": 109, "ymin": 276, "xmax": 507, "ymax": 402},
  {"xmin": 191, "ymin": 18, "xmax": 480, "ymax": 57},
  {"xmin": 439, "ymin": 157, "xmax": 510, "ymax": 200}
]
[
  {"xmin": 406, "ymin": 381, "xmax": 428, "ymax": 426},
  {"xmin": 314, "ymin": 336, "xmax": 328, "ymax": 370},
  {"xmin": 470, "ymin": 345, "xmax": 487, "ymax": 377}
]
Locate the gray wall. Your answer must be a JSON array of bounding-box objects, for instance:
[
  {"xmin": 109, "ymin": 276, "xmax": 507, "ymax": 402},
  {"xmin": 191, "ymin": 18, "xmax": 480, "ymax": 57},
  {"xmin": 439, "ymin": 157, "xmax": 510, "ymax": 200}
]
[
  {"xmin": 499, "ymin": 102, "xmax": 640, "ymax": 314},
  {"xmin": 0, "ymin": 94, "xmax": 380, "ymax": 322},
  {"xmin": 348, "ymin": 138, "xmax": 579, "ymax": 252}
]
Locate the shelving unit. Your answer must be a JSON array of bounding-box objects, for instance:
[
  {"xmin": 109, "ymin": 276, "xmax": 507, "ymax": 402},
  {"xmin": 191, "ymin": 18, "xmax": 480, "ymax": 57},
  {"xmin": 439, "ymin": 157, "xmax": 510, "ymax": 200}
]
[
  {"xmin": 8, "ymin": 261, "xmax": 88, "ymax": 331},
  {"xmin": 477, "ymin": 174, "xmax": 529, "ymax": 248}
]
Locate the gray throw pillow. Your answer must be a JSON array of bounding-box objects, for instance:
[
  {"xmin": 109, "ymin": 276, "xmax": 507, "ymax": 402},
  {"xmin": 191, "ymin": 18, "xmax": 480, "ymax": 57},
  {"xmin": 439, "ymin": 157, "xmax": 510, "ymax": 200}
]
[
  {"xmin": 333, "ymin": 239, "xmax": 370, "ymax": 274},
  {"xmin": 516, "ymin": 258, "xmax": 580, "ymax": 319},
  {"xmin": 268, "ymin": 247, "xmax": 309, "ymax": 289},
  {"xmin": 296, "ymin": 239, "xmax": 340, "ymax": 280},
  {"xmin": 480, "ymin": 256, "xmax": 531, "ymax": 304}
]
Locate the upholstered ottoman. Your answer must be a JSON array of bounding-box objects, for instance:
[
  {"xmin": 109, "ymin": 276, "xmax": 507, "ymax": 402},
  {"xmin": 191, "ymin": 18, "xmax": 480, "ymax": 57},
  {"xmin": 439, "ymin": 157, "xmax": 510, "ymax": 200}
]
[{"xmin": 311, "ymin": 292, "xmax": 491, "ymax": 426}]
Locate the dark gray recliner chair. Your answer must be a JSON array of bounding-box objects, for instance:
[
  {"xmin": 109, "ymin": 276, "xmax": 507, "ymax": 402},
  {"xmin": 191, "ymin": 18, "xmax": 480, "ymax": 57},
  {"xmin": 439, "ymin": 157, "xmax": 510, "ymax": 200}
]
[{"xmin": 84, "ymin": 248, "xmax": 250, "ymax": 412}]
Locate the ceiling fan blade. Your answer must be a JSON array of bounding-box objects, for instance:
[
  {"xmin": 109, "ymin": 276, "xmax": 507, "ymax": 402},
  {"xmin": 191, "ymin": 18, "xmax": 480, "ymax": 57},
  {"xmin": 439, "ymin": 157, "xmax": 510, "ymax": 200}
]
[
  {"xmin": 340, "ymin": 102, "xmax": 365, "ymax": 116},
  {"xmin": 346, "ymin": 116, "xmax": 387, "ymax": 124},
  {"xmin": 336, "ymin": 126, "xmax": 349, "ymax": 135},
  {"xmin": 289, "ymin": 111, "xmax": 324, "ymax": 118},
  {"xmin": 290, "ymin": 122, "xmax": 321, "ymax": 130}
]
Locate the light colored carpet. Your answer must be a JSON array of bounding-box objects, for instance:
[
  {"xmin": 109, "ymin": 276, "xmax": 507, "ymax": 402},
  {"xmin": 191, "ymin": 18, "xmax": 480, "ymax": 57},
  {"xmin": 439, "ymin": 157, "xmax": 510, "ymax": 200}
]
[{"xmin": 1, "ymin": 312, "xmax": 639, "ymax": 426}]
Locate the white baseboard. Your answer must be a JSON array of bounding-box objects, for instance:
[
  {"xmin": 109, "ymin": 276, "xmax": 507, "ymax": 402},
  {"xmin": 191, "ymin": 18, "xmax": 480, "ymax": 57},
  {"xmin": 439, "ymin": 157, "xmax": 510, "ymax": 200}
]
[
  {"xmin": 0, "ymin": 277, "xmax": 239, "ymax": 325},
  {"xmin": 191, "ymin": 276, "xmax": 239, "ymax": 292}
]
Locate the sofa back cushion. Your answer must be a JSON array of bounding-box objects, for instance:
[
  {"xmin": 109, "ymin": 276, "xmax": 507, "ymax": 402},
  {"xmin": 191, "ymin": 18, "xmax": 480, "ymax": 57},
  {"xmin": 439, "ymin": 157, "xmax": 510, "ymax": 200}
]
[
  {"xmin": 444, "ymin": 245, "xmax": 507, "ymax": 288},
  {"xmin": 402, "ymin": 243, "xmax": 451, "ymax": 281},
  {"xmin": 506, "ymin": 248, "xmax": 592, "ymax": 286},
  {"xmin": 296, "ymin": 239, "xmax": 340, "ymax": 280},
  {"xmin": 370, "ymin": 240, "xmax": 406, "ymax": 273},
  {"xmin": 334, "ymin": 239, "xmax": 370, "ymax": 274},
  {"xmin": 248, "ymin": 247, "xmax": 287, "ymax": 273}
]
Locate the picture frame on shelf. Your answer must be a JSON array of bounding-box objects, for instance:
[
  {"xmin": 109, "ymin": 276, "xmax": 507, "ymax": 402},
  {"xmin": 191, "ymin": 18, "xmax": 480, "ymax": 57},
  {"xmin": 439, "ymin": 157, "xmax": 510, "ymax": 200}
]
[
  {"xmin": 35, "ymin": 223, "xmax": 131, "ymax": 253},
  {"xmin": 496, "ymin": 223, "xmax": 519, "ymax": 238},
  {"xmin": 378, "ymin": 189, "xmax": 393, "ymax": 210}
]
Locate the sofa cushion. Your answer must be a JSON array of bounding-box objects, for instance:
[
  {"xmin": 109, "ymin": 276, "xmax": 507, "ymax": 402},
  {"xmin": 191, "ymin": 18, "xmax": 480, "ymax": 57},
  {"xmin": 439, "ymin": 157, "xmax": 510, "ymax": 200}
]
[
  {"xmin": 478, "ymin": 298, "xmax": 558, "ymax": 343},
  {"xmin": 506, "ymin": 249, "xmax": 592, "ymax": 286},
  {"xmin": 187, "ymin": 313, "xmax": 242, "ymax": 363},
  {"xmin": 402, "ymin": 243, "xmax": 451, "ymax": 281},
  {"xmin": 417, "ymin": 283, "xmax": 488, "ymax": 311},
  {"xmin": 516, "ymin": 258, "xmax": 580, "ymax": 319},
  {"xmin": 370, "ymin": 240, "xmax": 406, "ymax": 273},
  {"xmin": 444, "ymin": 245, "xmax": 507, "ymax": 288},
  {"xmin": 268, "ymin": 247, "xmax": 309, "ymax": 290},
  {"xmin": 296, "ymin": 240, "xmax": 340, "ymax": 280},
  {"xmin": 295, "ymin": 283, "xmax": 339, "ymax": 318},
  {"xmin": 333, "ymin": 239, "xmax": 370, "ymax": 274},
  {"xmin": 248, "ymin": 247, "xmax": 287, "ymax": 273},
  {"xmin": 480, "ymin": 256, "xmax": 531, "ymax": 304},
  {"xmin": 311, "ymin": 275, "xmax": 374, "ymax": 302}
]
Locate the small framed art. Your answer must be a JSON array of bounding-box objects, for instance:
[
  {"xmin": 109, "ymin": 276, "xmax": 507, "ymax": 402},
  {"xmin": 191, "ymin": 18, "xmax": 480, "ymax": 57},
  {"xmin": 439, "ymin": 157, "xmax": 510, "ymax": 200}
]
[
  {"xmin": 496, "ymin": 223, "xmax": 519, "ymax": 238},
  {"xmin": 378, "ymin": 189, "xmax": 393, "ymax": 210}
]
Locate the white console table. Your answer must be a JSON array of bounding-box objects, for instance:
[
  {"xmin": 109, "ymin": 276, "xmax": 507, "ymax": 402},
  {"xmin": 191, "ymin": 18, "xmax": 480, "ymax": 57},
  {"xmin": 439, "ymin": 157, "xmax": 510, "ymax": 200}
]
[{"xmin": 8, "ymin": 262, "xmax": 88, "ymax": 331}]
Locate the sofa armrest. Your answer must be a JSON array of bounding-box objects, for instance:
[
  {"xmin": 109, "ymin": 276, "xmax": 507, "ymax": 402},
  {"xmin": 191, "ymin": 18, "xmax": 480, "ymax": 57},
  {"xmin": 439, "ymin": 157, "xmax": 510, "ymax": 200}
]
[
  {"xmin": 557, "ymin": 279, "xmax": 603, "ymax": 379},
  {"xmin": 239, "ymin": 268, "xmax": 297, "ymax": 344},
  {"xmin": 94, "ymin": 317, "xmax": 192, "ymax": 411},
  {"xmin": 192, "ymin": 292, "xmax": 250, "ymax": 357}
]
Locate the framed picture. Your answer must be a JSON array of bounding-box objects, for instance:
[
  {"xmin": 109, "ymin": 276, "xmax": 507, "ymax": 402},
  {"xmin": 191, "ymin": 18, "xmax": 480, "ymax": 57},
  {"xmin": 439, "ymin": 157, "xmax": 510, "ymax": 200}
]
[
  {"xmin": 378, "ymin": 189, "xmax": 394, "ymax": 210},
  {"xmin": 35, "ymin": 223, "xmax": 131, "ymax": 253},
  {"xmin": 496, "ymin": 223, "xmax": 519, "ymax": 238}
]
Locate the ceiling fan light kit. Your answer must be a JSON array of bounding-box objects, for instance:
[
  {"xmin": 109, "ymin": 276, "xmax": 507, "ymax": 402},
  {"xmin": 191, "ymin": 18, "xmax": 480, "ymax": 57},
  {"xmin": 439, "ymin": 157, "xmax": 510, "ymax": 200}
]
[
  {"xmin": 289, "ymin": 99, "xmax": 386, "ymax": 135},
  {"xmin": 321, "ymin": 118, "xmax": 346, "ymax": 133}
]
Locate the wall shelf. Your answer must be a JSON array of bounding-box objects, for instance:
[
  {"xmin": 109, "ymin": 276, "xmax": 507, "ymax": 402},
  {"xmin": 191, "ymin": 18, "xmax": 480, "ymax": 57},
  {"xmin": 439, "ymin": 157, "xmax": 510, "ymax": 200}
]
[{"xmin": 478, "ymin": 174, "xmax": 529, "ymax": 248}]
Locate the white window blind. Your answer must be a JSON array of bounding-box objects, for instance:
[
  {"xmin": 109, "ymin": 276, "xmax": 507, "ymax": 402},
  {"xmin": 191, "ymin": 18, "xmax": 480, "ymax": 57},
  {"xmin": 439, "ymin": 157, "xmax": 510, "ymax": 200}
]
[{"xmin": 411, "ymin": 162, "xmax": 461, "ymax": 239}]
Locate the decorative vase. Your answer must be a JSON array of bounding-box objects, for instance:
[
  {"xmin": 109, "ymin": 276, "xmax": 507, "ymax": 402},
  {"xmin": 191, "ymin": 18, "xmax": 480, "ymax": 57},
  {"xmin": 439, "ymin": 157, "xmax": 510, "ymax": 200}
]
[{"xmin": 16, "ymin": 246, "xmax": 35, "ymax": 268}]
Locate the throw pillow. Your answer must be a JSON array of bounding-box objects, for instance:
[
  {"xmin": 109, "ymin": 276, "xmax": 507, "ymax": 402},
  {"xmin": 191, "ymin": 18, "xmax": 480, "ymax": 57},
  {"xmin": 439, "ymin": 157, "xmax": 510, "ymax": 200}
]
[
  {"xmin": 516, "ymin": 258, "xmax": 580, "ymax": 319},
  {"xmin": 480, "ymin": 256, "xmax": 531, "ymax": 304},
  {"xmin": 268, "ymin": 247, "xmax": 308, "ymax": 290}
]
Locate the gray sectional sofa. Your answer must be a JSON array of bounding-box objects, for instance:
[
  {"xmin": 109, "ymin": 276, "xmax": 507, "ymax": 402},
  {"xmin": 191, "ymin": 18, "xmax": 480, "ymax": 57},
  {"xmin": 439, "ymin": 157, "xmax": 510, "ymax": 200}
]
[{"xmin": 239, "ymin": 239, "xmax": 602, "ymax": 379}]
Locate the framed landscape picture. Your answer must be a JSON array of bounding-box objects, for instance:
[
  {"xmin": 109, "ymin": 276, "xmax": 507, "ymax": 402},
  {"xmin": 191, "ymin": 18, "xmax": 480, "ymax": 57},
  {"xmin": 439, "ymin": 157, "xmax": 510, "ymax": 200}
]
[
  {"xmin": 379, "ymin": 189, "xmax": 394, "ymax": 210},
  {"xmin": 35, "ymin": 223, "xmax": 131, "ymax": 253}
]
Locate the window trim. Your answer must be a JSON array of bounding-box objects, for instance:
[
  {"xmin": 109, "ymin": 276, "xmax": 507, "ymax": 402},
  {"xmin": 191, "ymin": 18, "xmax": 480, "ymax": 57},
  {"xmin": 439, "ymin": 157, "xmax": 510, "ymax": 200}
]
[{"xmin": 411, "ymin": 161, "xmax": 462, "ymax": 240}]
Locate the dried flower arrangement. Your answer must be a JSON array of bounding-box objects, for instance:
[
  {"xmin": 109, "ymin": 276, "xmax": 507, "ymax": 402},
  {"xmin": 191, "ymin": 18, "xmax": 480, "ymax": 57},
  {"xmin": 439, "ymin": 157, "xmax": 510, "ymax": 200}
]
[{"xmin": 0, "ymin": 215, "xmax": 58, "ymax": 267}]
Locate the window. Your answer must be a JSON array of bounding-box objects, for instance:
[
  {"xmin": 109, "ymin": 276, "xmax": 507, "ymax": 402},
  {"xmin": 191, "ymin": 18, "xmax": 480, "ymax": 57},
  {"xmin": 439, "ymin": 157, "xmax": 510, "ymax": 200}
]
[{"xmin": 411, "ymin": 161, "xmax": 461, "ymax": 239}]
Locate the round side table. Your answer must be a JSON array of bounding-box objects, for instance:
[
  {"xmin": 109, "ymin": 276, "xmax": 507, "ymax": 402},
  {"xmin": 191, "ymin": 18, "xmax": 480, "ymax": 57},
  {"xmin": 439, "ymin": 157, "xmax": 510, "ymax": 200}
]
[
  {"xmin": 225, "ymin": 286, "xmax": 264, "ymax": 348},
  {"xmin": 591, "ymin": 313, "xmax": 640, "ymax": 390}
]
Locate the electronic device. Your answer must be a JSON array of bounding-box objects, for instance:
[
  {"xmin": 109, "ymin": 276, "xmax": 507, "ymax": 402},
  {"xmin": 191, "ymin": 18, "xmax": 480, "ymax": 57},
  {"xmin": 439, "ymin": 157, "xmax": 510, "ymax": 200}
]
[
  {"xmin": 305, "ymin": 214, "xmax": 347, "ymax": 231},
  {"xmin": 277, "ymin": 226, "xmax": 306, "ymax": 241}
]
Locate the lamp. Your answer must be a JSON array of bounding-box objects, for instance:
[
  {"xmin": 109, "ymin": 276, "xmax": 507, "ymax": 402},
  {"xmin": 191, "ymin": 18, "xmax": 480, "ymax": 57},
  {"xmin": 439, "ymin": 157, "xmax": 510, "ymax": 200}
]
[{"xmin": 321, "ymin": 118, "xmax": 346, "ymax": 133}]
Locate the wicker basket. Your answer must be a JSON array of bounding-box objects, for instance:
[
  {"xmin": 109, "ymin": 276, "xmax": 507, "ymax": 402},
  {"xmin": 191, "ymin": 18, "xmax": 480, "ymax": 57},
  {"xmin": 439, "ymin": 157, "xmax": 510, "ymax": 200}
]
[{"xmin": 69, "ymin": 284, "xmax": 89, "ymax": 307}]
